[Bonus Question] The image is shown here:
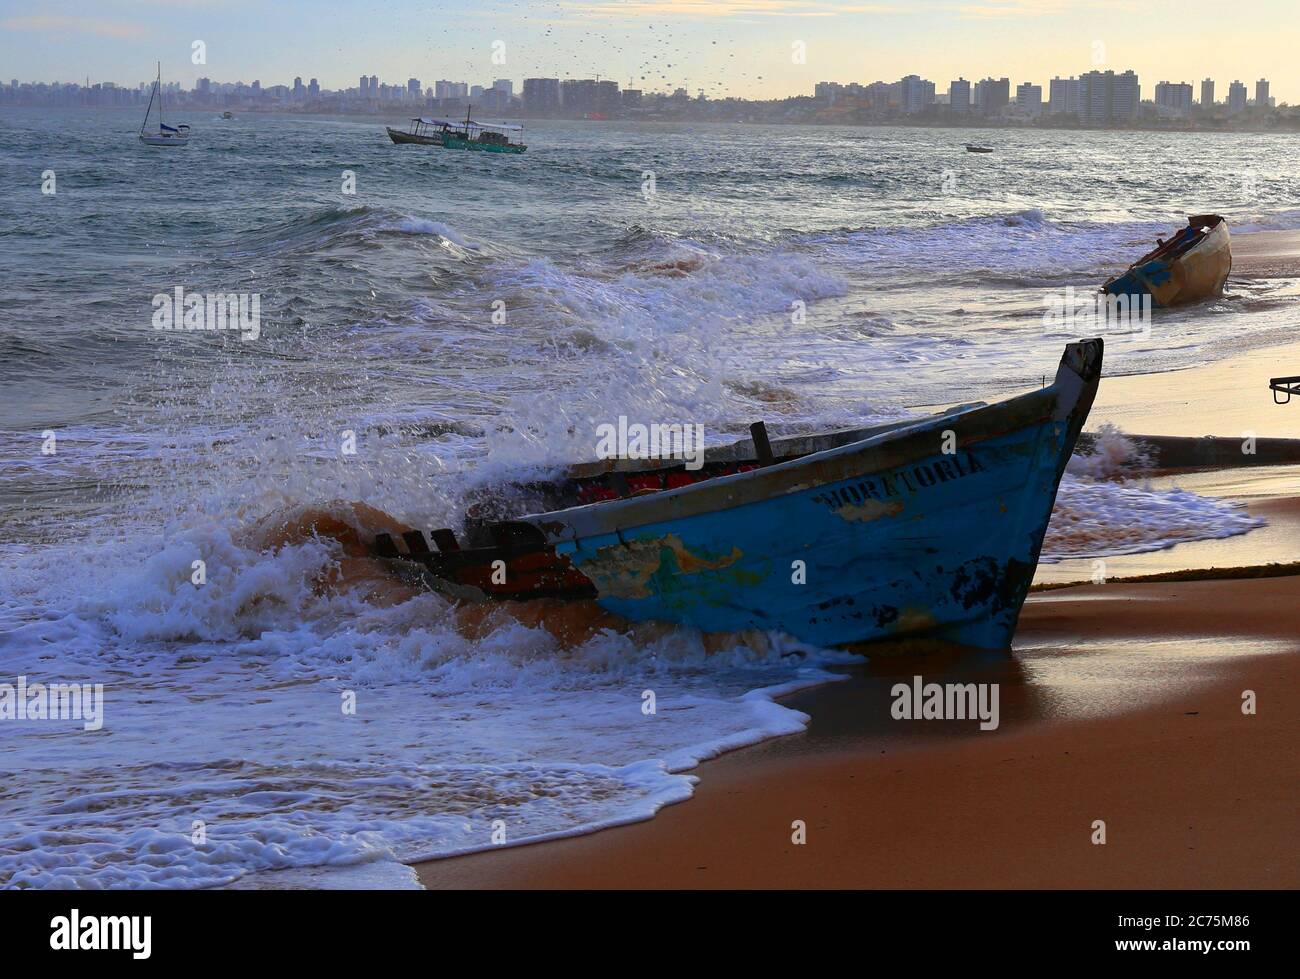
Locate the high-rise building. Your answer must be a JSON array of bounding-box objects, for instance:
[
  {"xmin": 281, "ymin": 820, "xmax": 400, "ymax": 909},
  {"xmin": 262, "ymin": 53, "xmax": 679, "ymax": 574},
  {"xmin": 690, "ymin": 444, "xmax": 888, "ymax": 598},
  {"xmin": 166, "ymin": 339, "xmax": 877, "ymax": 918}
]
[
  {"xmin": 1228, "ymin": 80, "xmax": 1247, "ymax": 113},
  {"xmin": 1048, "ymin": 76, "xmax": 1081, "ymax": 116},
  {"xmin": 308, "ymin": 78, "xmax": 319, "ymax": 99},
  {"xmin": 1154, "ymin": 81, "xmax": 1194, "ymax": 115},
  {"xmin": 1200, "ymin": 78, "xmax": 1214, "ymax": 108},
  {"xmin": 492, "ymin": 79, "xmax": 513, "ymax": 97},
  {"xmin": 523, "ymin": 77, "xmax": 561, "ymax": 113},
  {"xmin": 359, "ymin": 75, "xmax": 368, "ymax": 98},
  {"xmin": 595, "ymin": 79, "xmax": 621, "ymax": 114},
  {"xmin": 1015, "ymin": 82, "xmax": 1043, "ymax": 115},
  {"xmin": 899, "ymin": 74, "xmax": 935, "ymax": 114},
  {"xmin": 407, "ymin": 78, "xmax": 421, "ymax": 98},
  {"xmin": 1255, "ymin": 78, "xmax": 1270, "ymax": 107},
  {"xmin": 293, "ymin": 76, "xmax": 304, "ymax": 99},
  {"xmin": 974, "ymin": 77, "xmax": 1010, "ymax": 116},
  {"xmin": 1079, "ymin": 70, "xmax": 1139, "ymax": 124},
  {"xmin": 435, "ymin": 80, "xmax": 468, "ymax": 100},
  {"xmin": 861, "ymin": 81, "xmax": 892, "ymax": 112},
  {"xmin": 815, "ymin": 81, "xmax": 843, "ymax": 103},
  {"xmin": 369, "ymin": 75, "xmax": 378, "ymax": 95},
  {"xmin": 1111, "ymin": 71, "xmax": 1139, "ymax": 120},
  {"xmin": 560, "ymin": 78, "xmax": 599, "ymax": 115},
  {"xmin": 949, "ymin": 78, "xmax": 970, "ymax": 113}
]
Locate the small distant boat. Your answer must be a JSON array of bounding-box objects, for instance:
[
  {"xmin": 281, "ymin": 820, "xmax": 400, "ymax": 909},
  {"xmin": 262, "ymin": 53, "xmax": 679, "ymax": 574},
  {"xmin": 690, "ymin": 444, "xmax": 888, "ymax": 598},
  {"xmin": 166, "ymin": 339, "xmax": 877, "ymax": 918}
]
[
  {"xmin": 139, "ymin": 63, "xmax": 190, "ymax": 147},
  {"xmin": 386, "ymin": 108, "xmax": 526, "ymax": 153},
  {"xmin": 1103, "ymin": 214, "xmax": 1232, "ymax": 308},
  {"xmin": 373, "ymin": 340, "xmax": 1104, "ymax": 651},
  {"xmin": 965, "ymin": 144, "xmax": 994, "ymax": 153},
  {"xmin": 221, "ymin": 111, "xmax": 234, "ymax": 120}
]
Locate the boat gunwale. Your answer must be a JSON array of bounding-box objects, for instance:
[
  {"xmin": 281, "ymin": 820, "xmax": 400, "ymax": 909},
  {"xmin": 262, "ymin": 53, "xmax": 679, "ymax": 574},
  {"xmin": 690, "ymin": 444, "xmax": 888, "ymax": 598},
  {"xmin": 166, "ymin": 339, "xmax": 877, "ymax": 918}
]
[
  {"xmin": 521, "ymin": 340, "xmax": 1101, "ymax": 543},
  {"xmin": 560, "ymin": 402, "xmax": 988, "ymax": 481}
]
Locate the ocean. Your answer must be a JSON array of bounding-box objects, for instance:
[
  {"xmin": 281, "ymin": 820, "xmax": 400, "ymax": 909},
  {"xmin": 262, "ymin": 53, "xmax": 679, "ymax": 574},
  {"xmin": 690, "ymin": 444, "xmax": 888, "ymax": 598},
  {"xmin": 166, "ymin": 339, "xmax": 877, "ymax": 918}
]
[{"xmin": 0, "ymin": 108, "xmax": 1294, "ymax": 887}]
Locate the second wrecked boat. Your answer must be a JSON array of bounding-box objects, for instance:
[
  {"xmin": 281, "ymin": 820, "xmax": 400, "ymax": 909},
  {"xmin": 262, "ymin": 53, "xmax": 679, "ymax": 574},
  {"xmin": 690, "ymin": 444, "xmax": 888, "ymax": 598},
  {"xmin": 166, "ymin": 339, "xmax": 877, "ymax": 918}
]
[
  {"xmin": 1103, "ymin": 214, "xmax": 1231, "ymax": 307},
  {"xmin": 375, "ymin": 341, "xmax": 1103, "ymax": 651}
]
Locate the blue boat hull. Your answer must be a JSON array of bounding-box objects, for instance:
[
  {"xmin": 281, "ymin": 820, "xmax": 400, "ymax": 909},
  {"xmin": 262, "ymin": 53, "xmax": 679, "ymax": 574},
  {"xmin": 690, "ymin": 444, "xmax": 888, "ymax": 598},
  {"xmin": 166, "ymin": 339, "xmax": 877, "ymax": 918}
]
[
  {"xmin": 536, "ymin": 340, "xmax": 1102, "ymax": 650},
  {"xmin": 555, "ymin": 427, "xmax": 1057, "ymax": 649},
  {"xmin": 375, "ymin": 341, "xmax": 1103, "ymax": 652}
]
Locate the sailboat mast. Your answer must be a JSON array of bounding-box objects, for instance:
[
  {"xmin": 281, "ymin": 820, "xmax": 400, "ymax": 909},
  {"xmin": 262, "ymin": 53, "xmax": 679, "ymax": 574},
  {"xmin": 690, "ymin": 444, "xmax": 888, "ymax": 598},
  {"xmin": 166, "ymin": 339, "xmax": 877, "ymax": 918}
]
[
  {"xmin": 140, "ymin": 68, "xmax": 157, "ymax": 135},
  {"xmin": 157, "ymin": 63, "xmax": 164, "ymax": 129}
]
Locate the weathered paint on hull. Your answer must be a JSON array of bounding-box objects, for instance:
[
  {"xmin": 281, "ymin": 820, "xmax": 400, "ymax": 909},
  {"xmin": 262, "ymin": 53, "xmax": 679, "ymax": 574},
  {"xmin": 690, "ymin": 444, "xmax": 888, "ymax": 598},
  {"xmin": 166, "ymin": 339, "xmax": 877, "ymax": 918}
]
[
  {"xmin": 555, "ymin": 425, "xmax": 1063, "ymax": 649},
  {"xmin": 1103, "ymin": 216, "xmax": 1231, "ymax": 308},
  {"xmin": 536, "ymin": 340, "xmax": 1102, "ymax": 650}
]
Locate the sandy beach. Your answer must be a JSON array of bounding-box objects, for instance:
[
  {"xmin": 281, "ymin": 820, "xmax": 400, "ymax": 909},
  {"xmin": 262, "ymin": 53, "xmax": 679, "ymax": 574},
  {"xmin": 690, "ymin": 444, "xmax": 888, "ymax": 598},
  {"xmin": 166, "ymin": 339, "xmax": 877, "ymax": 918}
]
[
  {"xmin": 413, "ymin": 228, "xmax": 1300, "ymax": 890},
  {"xmin": 416, "ymin": 578, "xmax": 1297, "ymax": 889}
]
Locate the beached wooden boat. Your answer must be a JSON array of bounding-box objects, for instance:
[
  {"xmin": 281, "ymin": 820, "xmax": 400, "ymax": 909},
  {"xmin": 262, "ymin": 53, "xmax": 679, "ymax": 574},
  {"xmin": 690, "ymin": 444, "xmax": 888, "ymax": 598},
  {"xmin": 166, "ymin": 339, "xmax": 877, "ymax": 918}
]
[
  {"xmin": 1103, "ymin": 214, "xmax": 1231, "ymax": 307},
  {"xmin": 375, "ymin": 340, "xmax": 1103, "ymax": 650}
]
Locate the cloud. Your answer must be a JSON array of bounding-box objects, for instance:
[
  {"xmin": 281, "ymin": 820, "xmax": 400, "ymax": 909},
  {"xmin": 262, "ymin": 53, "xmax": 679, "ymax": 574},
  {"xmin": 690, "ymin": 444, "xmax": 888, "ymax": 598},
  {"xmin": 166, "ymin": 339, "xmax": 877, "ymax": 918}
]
[
  {"xmin": 0, "ymin": 15, "xmax": 149, "ymax": 39},
  {"xmin": 948, "ymin": 0, "xmax": 1134, "ymax": 17},
  {"xmin": 560, "ymin": 1, "xmax": 902, "ymax": 18}
]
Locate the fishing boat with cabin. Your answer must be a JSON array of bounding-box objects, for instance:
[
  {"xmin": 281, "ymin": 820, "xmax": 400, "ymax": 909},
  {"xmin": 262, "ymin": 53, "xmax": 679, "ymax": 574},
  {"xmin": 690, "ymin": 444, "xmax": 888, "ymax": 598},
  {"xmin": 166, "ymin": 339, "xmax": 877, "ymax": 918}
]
[
  {"xmin": 373, "ymin": 339, "xmax": 1104, "ymax": 651},
  {"xmin": 386, "ymin": 107, "xmax": 526, "ymax": 153}
]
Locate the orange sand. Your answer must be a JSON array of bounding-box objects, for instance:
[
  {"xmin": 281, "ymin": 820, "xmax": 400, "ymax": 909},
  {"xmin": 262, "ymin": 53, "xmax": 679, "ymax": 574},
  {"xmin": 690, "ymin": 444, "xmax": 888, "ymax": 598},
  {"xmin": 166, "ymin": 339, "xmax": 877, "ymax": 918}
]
[{"xmin": 415, "ymin": 577, "xmax": 1299, "ymax": 889}]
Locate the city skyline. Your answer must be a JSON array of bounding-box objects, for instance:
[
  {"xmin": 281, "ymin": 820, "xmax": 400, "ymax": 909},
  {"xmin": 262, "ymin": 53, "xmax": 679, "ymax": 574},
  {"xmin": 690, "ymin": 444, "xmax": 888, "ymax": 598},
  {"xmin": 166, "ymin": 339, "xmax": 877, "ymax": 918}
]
[
  {"xmin": 11, "ymin": 61, "xmax": 1292, "ymax": 134},
  {"xmin": 1, "ymin": 0, "xmax": 1297, "ymax": 104},
  {"xmin": 6, "ymin": 64, "xmax": 1277, "ymax": 106}
]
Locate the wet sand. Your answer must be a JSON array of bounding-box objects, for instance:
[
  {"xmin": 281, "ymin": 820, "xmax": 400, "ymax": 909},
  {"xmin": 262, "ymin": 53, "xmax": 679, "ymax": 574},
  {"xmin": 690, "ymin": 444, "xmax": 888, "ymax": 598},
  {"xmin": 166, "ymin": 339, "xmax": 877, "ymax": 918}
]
[
  {"xmin": 1087, "ymin": 340, "xmax": 1300, "ymax": 440},
  {"xmin": 1233, "ymin": 228, "xmax": 1300, "ymax": 279},
  {"xmin": 416, "ymin": 578, "xmax": 1298, "ymax": 889},
  {"xmin": 412, "ymin": 229, "xmax": 1300, "ymax": 890}
]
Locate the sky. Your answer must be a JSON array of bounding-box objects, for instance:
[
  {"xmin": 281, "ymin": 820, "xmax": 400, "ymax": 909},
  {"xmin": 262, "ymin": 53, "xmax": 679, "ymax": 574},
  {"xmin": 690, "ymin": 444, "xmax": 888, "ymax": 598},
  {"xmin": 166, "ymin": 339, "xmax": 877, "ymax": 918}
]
[{"xmin": 1, "ymin": 0, "xmax": 1297, "ymax": 103}]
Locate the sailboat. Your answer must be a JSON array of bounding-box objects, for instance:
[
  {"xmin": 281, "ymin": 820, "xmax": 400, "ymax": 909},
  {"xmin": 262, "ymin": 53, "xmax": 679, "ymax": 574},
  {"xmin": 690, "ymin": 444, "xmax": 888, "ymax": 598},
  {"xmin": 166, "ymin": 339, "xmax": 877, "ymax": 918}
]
[{"xmin": 139, "ymin": 63, "xmax": 191, "ymax": 147}]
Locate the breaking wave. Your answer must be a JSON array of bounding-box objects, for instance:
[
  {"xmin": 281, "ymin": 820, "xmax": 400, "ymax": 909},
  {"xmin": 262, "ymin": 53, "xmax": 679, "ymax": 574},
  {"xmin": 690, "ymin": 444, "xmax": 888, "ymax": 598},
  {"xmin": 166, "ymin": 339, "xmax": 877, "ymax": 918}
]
[
  {"xmin": 798, "ymin": 210, "xmax": 1169, "ymax": 281},
  {"xmin": 1044, "ymin": 427, "xmax": 1262, "ymax": 559},
  {"xmin": 223, "ymin": 205, "xmax": 478, "ymax": 259},
  {"xmin": 0, "ymin": 498, "xmax": 849, "ymax": 889}
]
